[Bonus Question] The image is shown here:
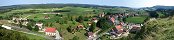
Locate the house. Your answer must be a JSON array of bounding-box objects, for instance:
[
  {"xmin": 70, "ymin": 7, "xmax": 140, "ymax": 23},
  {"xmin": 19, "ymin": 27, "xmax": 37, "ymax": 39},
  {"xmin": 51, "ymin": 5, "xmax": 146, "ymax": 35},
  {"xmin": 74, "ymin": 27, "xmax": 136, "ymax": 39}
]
[
  {"xmin": 110, "ymin": 25, "xmax": 124, "ymax": 37},
  {"xmin": 45, "ymin": 27, "xmax": 56, "ymax": 36},
  {"xmin": 22, "ymin": 20, "xmax": 29, "ymax": 26},
  {"xmin": 12, "ymin": 17, "xmax": 28, "ymax": 25},
  {"xmin": 88, "ymin": 32, "xmax": 94, "ymax": 38},
  {"xmin": 115, "ymin": 25, "xmax": 123, "ymax": 33},
  {"xmin": 110, "ymin": 16, "xmax": 115, "ymax": 24},
  {"xmin": 87, "ymin": 22, "xmax": 92, "ymax": 26},
  {"xmin": 130, "ymin": 25, "xmax": 141, "ymax": 33},
  {"xmin": 2, "ymin": 25, "xmax": 12, "ymax": 30},
  {"xmin": 36, "ymin": 22, "xmax": 43, "ymax": 30},
  {"xmin": 98, "ymin": 13, "xmax": 105, "ymax": 17},
  {"xmin": 91, "ymin": 17, "xmax": 98, "ymax": 23},
  {"xmin": 44, "ymin": 16, "xmax": 50, "ymax": 19},
  {"xmin": 77, "ymin": 25, "xmax": 85, "ymax": 30}
]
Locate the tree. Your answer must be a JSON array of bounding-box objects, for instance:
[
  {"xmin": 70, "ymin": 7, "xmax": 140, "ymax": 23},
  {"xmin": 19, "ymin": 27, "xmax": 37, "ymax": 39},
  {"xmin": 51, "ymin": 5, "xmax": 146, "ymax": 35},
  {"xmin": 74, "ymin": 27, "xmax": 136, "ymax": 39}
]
[
  {"xmin": 89, "ymin": 22, "xmax": 96, "ymax": 32},
  {"xmin": 45, "ymin": 23, "xmax": 49, "ymax": 26},
  {"xmin": 19, "ymin": 21, "xmax": 23, "ymax": 28},
  {"xmin": 50, "ymin": 23, "xmax": 53, "ymax": 27},
  {"xmin": 71, "ymin": 36, "xmax": 79, "ymax": 40},
  {"xmin": 26, "ymin": 21, "xmax": 34, "ymax": 30},
  {"xmin": 96, "ymin": 17, "xmax": 114, "ymax": 30},
  {"xmin": 0, "ymin": 29, "xmax": 29, "ymax": 40},
  {"xmin": 34, "ymin": 26, "xmax": 39, "ymax": 31},
  {"xmin": 76, "ymin": 16, "xmax": 84, "ymax": 23},
  {"xmin": 67, "ymin": 26, "xmax": 73, "ymax": 33},
  {"xmin": 26, "ymin": 25, "xmax": 32, "ymax": 30},
  {"xmin": 96, "ymin": 17, "xmax": 114, "ymax": 35},
  {"xmin": 0, "ymin": 24, "xmax": 3, "ymax": 29},
  {"xmin": 0, "ymin": 16, "xmax": 3, "ymax": 20}
]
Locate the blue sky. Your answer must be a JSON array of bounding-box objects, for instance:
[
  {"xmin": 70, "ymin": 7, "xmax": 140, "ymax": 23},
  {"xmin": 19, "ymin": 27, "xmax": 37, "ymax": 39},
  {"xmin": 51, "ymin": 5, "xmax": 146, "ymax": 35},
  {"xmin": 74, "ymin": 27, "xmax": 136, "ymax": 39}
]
[{"xmin": 0, "ymin": 0, "xmax": 174, "ymax": 8}]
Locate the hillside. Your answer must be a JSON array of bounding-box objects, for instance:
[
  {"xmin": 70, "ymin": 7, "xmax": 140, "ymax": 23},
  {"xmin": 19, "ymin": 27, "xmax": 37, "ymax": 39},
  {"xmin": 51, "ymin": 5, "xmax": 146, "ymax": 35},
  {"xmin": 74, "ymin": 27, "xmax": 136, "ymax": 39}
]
[
  {"xmin": 141, "ymin": 17, "xmax": 174, "ymax": 40},
  {"xmin": 121, "ymin": 16, "xmax": 174, "ymax": 40}
]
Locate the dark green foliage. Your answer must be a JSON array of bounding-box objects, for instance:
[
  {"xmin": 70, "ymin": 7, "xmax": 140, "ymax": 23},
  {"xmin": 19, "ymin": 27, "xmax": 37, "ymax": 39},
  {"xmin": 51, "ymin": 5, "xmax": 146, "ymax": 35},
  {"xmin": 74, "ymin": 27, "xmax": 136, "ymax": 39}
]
[
  {"xmin": 0, "ymin": 25, "xmax": 3, "ymax": 29},
  {"xmin": 89, "ymin": 22, "xmax": 96, "ymax": 32},
  {"xmin": 34, "ymin": 16, "xmax": 38, "ymax": 18},
  {"xmin": 84, "ymin": 16, "xmax": 90, "ymax": 21},
  {"xmin": 67, "ymin": 26, "xmax": 73, "ymax": 33},
  {"xmin": 0, "ymin": 29, "xmax": 29, "ymax": 40},
  {"xmin": 0, "ymin": 16, "xmax": 3, "ymax": 20},
  {"xmin": 26, "ymin": 25, "xmax": 32, "ymax": 30},
  {"xmin": 96, "ymin": 17, "xmax": 114, "ymax": 30},
  {"xmin": 53, "ymin": 10, "xmax": 71, "ymax": 12},
  {"xmin": 96, "ymin": 17, "xmax": 114, "ymax": 35},
  {"xmin": 19, "ymin": 21, "xmax": 23, "ymax": 28},
  {"xmin": 45, "ymin": 23, "xmax": 49, "ymax": 26},
  {"xmin": 76, "ymin": 16, "xmax": 84, "ymax": 23},
  {"xmin": 148, "ymin": 11, "xmax": 159, "ymax": 18},
  {"xmin": 26, "ymin": 21, "xmax": 35, "ymax": 30},
  {"xmin": 34, "ymin": 26, "xmax": 39, "ymax": 31},
  {"xmin": 49, "ymin": 23, "xmax": 53, "ymax": 27}
]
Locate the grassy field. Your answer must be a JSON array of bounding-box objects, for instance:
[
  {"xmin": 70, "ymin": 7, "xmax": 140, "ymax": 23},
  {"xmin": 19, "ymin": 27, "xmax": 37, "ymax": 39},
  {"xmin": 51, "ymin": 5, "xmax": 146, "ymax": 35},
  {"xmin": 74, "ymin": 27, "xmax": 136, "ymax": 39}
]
[
  {"xmin": 126, "ymin": 16, "xmax": 147, "ymax": 23},
  {"xmin": 15, "ymin": 31, "xmax": 46, "ymax": 40},
  {"xmin": 1, "ymin": 7, "xmax": 97, "ymax": 40}
]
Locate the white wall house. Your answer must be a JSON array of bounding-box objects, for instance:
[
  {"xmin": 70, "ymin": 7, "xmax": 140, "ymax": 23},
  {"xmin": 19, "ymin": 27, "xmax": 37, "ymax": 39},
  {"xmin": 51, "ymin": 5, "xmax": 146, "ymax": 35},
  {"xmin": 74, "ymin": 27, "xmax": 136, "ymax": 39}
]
[
  {"xmin": 44, "ymin": 27, "xmax": 56, "ymax": 36},
  {"xmin": 36, "ymin": 23, "xmax": 43, "ymax": 30}
]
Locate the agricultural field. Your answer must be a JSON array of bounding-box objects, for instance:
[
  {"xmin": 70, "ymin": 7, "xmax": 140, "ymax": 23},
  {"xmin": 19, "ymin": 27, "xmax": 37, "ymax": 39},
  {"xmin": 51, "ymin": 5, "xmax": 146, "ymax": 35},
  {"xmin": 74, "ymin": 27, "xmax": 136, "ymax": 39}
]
[{"xmin": 126, "ymin": 16, "xmax": 147, "ymax": 23}]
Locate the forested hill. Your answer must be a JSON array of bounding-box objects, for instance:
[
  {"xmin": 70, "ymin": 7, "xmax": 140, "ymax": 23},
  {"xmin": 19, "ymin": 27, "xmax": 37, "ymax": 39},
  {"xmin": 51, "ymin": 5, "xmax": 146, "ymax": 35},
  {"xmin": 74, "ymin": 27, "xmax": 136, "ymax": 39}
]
[
  {"xmin": 152, "ymin": 5, "xmax": 174, "ymax": 10},
  {"xmin": 0, "ymin": 4, "xmax": 129, "ymax": 10},
  {"xmin": 0, "ymin": 4, "xmax": 130, "ymax": 13},
  {"xmin": 140, "ymin": 6, "xmax": 174, "ymax": 11}
]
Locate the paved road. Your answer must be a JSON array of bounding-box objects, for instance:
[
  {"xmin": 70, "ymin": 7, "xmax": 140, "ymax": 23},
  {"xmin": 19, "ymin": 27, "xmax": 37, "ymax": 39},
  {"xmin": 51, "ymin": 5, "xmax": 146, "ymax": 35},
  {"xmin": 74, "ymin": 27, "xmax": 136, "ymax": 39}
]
[{"xmin": 55, "ymin": 30, "xmax": 63, "ymax": 40}]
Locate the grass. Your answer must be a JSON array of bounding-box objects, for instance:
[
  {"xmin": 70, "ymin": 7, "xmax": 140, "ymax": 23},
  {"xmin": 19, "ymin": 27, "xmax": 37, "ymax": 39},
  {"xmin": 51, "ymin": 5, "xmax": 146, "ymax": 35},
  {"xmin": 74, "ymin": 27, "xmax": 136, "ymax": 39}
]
[
  {"xmin": 1, "ymin": 7, "xmax": 97, "ymax": 40},
  {"xmin": 53, "ymin": 21, "xmax": 87, "ymax": 40},
  {"xmin": 25, "ymin": 34, "xmax": 46, "ymax": 40},
  {"xmin": 126, "ymin": 16, "xmax": 147, "ymax": 23},
  {"xmin": 19, "ymin": 31, "xmax": 46, "ymax": 40}
]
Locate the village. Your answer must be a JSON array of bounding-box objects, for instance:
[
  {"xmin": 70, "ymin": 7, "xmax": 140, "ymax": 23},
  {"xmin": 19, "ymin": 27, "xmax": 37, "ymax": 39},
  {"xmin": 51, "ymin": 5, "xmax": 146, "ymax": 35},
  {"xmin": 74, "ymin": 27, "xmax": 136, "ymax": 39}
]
[
  {"xmin": 1, "ymin": 0, "xmax": 174, "ymax": 40},
  {"xmin": 1, "ymin": 11, "xmax": 144, "ymax": 40}
]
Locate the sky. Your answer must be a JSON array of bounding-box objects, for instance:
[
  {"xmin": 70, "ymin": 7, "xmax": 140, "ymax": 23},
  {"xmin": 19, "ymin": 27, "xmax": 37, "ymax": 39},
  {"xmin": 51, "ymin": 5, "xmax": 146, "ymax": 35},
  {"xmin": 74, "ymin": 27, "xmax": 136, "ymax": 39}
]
[{"xmin": 0, "ymin": 0, "xmax": 174, "ymax": 8}]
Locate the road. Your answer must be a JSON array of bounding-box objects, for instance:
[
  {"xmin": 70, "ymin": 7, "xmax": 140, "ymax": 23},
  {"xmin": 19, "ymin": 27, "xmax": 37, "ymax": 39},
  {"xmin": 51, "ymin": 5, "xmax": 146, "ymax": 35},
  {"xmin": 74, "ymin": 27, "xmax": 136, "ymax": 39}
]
[{"xmin": 55, "ymin": 30, "xmax": 63, "ymax": 40}]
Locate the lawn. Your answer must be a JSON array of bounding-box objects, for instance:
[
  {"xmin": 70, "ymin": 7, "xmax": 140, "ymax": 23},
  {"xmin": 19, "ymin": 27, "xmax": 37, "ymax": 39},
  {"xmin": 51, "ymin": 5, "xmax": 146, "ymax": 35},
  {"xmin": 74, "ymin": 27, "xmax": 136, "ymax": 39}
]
[
  {"xmin": 126, "ymin": 16, "xmax": 147, "ymax": 23},
  {"xmin": 11, "ymin": 30, "xmax": 46, "ymax": 40},
  {"xmin": 53, "ymin": 21, "xmax": 88, "ymax": 40},
  {"xmin": 24, "ymin": 34, "xmax": 46, "ymax": 40}
]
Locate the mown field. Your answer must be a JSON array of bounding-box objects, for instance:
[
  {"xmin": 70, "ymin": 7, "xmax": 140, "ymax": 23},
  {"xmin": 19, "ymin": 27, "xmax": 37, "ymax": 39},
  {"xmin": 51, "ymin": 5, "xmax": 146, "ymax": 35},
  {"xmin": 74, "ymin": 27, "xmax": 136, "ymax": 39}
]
[{"xmin": 126, "ymin": 16, "xmax": 147, "ymax": 23}]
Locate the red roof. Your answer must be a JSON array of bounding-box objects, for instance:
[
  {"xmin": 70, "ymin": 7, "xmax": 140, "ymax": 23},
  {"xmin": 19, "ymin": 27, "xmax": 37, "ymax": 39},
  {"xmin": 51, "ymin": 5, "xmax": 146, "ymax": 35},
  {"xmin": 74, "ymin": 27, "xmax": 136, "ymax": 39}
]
[
  {"xmin": 45, "ymin": 27, "xmax": 56, "ymax": 33},
  {"xmin": 116, "ymin": 25, "xmax": 122, "ymax": 30},
  {"xmin": 77, "ymin": 25, "xmax": 84, "ymax": 28},
  {"xmin": 110, "ymin": 17, "xmax": 115, "ymax": 23},
  {"xmin": 92, "ymin": 18, "xmax": 97, "ymax": 20}
]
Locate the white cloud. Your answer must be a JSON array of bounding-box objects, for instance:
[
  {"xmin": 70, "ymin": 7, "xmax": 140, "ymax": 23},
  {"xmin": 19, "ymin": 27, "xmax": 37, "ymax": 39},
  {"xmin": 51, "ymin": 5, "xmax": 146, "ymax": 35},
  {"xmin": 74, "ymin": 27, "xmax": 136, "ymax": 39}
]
[{"xmin": 144, "ymin": 0, "xmax": 174, "ymax": 7}]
